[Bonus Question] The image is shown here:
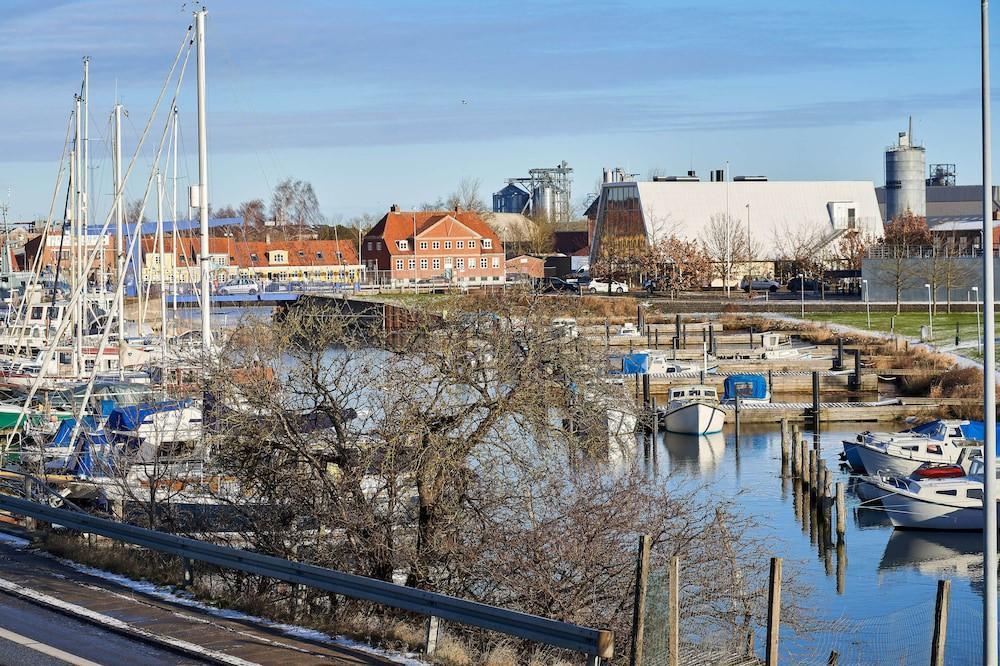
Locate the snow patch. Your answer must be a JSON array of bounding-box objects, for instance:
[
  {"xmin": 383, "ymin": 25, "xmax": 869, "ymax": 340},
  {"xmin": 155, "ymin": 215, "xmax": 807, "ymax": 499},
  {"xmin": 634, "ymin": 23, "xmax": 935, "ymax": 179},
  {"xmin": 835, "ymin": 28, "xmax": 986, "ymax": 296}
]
[{"xmin": 0, "ymin": 531, "xmax": 30, "ymax": 547}]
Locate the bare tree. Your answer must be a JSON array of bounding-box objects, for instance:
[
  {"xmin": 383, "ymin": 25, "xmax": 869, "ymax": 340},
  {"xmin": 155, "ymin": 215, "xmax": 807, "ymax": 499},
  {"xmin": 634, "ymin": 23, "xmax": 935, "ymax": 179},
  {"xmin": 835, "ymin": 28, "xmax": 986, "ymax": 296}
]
[
  {"xmin": 445, "ymin": 177, "xmax": 488, "ymax": 215},
  {"xmin": 701, "ymin": 213, "xmax": 750, "ymax": 293},
  {"xmin": 870, "ymin": 211, "xmax": 933, "ymax": 313},
  {"xmin": 271, "ymin": 178, "xmax": 322, "ymax": 234}
]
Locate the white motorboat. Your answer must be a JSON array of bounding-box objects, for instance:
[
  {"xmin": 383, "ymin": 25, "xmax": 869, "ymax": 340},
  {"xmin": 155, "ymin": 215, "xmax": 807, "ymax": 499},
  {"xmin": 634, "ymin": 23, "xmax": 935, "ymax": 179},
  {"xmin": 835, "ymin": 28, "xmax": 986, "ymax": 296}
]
[
  {"xmin": 868, "ymin": 459, "xmax": 994, "ymax": 530},
  {"xmin": 843, "ymin": 419, "xmax": 984, "ymax": 476},
  {"xmin": 618, "ymin": 322, "xmax": 641, "ymax": 337},
  {"xmin": 621, "ymin": 349, "xmax": 717, "ymax": 376},
  {"xmin": 660, "ymin": 385, "xmax": 726, "ymax": 435}
]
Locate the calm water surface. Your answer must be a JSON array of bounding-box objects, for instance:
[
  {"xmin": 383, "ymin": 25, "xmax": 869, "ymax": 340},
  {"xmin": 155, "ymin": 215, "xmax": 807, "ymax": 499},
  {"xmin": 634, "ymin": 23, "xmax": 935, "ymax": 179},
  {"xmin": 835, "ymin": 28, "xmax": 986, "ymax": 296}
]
[{"xmin": 645, "ymin": 422, "xmax": 989, "ymax": 665}]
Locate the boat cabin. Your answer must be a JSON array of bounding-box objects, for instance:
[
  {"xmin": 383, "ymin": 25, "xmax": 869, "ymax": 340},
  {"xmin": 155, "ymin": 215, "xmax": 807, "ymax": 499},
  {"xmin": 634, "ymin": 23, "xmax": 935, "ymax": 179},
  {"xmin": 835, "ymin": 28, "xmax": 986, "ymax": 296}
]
[{"xmin": 668, "ymin": 385, "xmax": 718, "ymax": 401}]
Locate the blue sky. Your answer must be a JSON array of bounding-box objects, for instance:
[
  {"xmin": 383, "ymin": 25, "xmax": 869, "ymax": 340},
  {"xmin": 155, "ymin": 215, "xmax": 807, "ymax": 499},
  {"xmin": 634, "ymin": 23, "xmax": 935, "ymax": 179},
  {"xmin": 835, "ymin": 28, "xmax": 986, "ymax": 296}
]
[{"xmin": 0, "ymin": 0, "xmax": 992, "ymax": 223}]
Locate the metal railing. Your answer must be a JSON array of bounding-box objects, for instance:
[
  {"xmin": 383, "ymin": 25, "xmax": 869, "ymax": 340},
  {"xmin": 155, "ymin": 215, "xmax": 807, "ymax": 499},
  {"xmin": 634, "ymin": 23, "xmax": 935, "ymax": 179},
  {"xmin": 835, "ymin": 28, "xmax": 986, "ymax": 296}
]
[{"xmin": 0, "ymin": 494, "xmax": 613, "ymax": 663}]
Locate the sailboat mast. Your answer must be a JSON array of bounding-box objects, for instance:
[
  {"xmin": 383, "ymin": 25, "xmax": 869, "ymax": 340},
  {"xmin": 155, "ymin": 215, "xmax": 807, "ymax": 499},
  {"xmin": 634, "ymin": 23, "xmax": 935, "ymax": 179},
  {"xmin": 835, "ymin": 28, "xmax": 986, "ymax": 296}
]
[
  {"xmin": 81, "ymin": 57, "xmax": 89, "ymax": 332},
  {"xmin": 73, "ymin": 96, "xmax": 83, "ymax": 376},
  {"xmin": 156, "ymin": 171, "xmax": 167, "ymax": 380},
  {"xmin": 171, "ymin": 106, "xmax": 178, "ymax": 316},
  {"xmin": 113, "ymin": 102, "xmax": 125, "ymax": 378},
  {"xmin": 195, "ymin": 9, "xmax": 211, "ymax": 354}
]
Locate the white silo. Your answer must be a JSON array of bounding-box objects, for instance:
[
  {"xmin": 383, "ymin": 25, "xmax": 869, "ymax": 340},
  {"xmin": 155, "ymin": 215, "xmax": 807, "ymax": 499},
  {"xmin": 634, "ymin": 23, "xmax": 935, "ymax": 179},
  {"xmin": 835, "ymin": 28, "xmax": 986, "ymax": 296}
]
[{"xmin": 884, "ymin": 118, "xmax": 926, "ymax": 220}]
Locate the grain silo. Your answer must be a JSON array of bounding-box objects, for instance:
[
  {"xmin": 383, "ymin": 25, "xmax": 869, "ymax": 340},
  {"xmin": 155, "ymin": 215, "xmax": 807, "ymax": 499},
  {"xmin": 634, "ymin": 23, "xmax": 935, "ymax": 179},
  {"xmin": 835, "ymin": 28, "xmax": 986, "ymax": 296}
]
[{"xmin": 884, "ymin": 118, "xmax": 926, "ymax": 220}]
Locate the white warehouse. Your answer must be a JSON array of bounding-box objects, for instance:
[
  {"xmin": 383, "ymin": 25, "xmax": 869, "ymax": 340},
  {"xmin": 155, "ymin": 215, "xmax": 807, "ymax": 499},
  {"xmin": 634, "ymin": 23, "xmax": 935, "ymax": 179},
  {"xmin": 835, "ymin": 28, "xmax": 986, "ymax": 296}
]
[{"xmin": 589, "ymin": 177, "xmax": 884, "ymax": 269}]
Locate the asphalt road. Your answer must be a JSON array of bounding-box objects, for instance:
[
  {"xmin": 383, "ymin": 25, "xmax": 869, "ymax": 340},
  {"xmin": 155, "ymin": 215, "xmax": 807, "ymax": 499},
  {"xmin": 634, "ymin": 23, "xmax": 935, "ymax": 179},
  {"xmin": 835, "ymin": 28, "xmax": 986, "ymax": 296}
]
[{"xmin": 0, "ymin": 590, "xmax": 198, "ymax": 665}]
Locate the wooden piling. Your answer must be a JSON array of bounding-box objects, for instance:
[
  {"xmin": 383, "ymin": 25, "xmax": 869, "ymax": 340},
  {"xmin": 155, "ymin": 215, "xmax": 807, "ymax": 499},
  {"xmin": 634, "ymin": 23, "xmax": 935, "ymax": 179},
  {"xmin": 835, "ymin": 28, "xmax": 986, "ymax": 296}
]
[
  {"xmin": 930, "ymin": 579, "xmax": 950, "ymax": 666},
  {"xmin": 811, "ymin": 370, "xmax": 821, "ymax": 427},
  {"xmin": 791, "ymin": 434, "xmax": 800, "ymax": 477},
  {"xmin": 668, "ymin": 556, "xmax": 680, "ymax": 666},
  {"xmin": 642, "ymin": 374, "xmax": 650, "ymax": 408},
  {"xmin": 808, "ymin": 449, "xmax": 817, "ymax": 494},
  {"xmin": 799, "ymin": 440, "xmax": 808, "ymax": 482},
  {"xmin": 629, "ymin": 535, "xmax": 652, "ymax": 666},
  {"xmin": 655, "ymin": 329, "xmax": 659, "ymax": 348},
  {"xmin": 836, "ymin": 482, "xmax": 846, "ymax": 541},
  {"xmin": 780, "ymin": 431, "xmax": 790, "ymax": 477},
  {"xmin": 734, "ymin": 397, "xmax": 741, "ymax": 446},
  {"xmin": 765, "ymin": 557, "xmax": 782, "ymax": 666}
]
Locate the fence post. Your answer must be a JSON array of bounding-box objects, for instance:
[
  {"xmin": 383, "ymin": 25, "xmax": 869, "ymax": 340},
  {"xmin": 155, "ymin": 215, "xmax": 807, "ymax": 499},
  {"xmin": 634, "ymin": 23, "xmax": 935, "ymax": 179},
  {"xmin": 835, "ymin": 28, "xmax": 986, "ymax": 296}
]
[
  {"xmin": 766, "ymin": 557, "xmax": 782, "ymax": 666},
  {"xmin": 930, "ymin": 579, "xmax": 951, "ymax": 666},
  {"xmin": 668, "ymin": 556, "xmax": 680, "ymax": 666},
  {"xmin": 182, "ymin": 557, "xmax": 194, "ymax": 587},
  {"xmin": 425, "ymin": 615, "xmax": 441, "ymax": 656},
  {"xmin": 629, "ymin": 535, "xmax": 652, "ymax": 666}
]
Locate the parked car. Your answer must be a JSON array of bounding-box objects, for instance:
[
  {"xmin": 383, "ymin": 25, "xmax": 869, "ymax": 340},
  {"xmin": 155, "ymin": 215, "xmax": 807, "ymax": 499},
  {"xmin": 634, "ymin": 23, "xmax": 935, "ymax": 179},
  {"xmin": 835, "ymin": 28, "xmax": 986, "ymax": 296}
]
[
  {"xmin": 542, "ymin": 277, "xmax": 580, "ymax": 293},
  {"xmin": 217, "ymin": 277, "xmax": 261, "ymax": 295},
  {"xmin": 587, "ymin": 278, "xmax": 628, "ymax": 294},
  {"xmin": 787, "ymin": 277, "xmax": 828, "ymax": 293},
  {"xmin": 740, "ymin": 277, "xmax": 780, "ymax": 292}
]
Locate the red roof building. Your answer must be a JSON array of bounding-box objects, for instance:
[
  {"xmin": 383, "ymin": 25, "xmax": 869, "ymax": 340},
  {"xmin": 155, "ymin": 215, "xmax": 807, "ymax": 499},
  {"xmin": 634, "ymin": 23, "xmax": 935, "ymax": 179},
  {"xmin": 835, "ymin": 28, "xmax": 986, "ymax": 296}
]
[{"xmin": 363, "ymin": 206, "xmax": 505, "ymax": 284}]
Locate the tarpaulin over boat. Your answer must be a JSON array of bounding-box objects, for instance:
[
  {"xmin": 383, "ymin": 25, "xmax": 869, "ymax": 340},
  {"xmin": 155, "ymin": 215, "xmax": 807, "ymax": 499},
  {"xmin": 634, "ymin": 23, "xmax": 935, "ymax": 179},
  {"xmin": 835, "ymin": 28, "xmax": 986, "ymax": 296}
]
[
  {"xmin": 105, "ymin": 400, "xmax": 192, "ymax": 442},
  {"xmin": 723, "ymin": 374, "xmax": 768, "ymax": 401}
]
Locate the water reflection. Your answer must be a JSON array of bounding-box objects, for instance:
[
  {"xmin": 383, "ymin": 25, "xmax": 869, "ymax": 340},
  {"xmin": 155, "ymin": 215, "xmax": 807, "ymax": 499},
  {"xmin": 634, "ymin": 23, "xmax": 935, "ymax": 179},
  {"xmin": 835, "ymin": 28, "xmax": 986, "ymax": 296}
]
[
  {"xmin": 880, "ymin": 531, "xmax": 985, "ymax": 581},
  {"xmin": 662, "ymin": 431, "xmax": 724, "ymax": 474}
]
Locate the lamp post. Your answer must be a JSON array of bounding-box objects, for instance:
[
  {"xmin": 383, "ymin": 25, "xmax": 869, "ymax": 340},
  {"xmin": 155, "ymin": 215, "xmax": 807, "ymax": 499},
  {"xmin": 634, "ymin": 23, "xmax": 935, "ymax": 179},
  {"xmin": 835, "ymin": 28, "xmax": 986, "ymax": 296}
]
[
  {"xmin": 862, "ymin": 279, "xmax": 870, "ymax": 329},
  {"xmin": 974, "ymin": 285, "xmax": 983, "ymax": 355},
  {"xmin": 981, "ymin": 3, "xmax": 998, "ymax": 662},
  {"xmin": 797, "ymin": 273, "xmax": 804, "ymax": 318},
  {"xmin": 925, "ymin": 283, "xmax": 933, "ymax": 340}
]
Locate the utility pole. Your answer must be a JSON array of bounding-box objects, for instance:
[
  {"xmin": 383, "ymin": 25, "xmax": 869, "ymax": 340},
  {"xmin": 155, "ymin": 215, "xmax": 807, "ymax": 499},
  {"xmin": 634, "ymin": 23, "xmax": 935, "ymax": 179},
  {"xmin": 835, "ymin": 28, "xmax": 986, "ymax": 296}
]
[
  {"xmin": 981, "ymin": 3, "xmax": 998, "ymax": 665},
  {"xmin": 195, "ymin": 9, "xmax": 212, "ymax": 354}
]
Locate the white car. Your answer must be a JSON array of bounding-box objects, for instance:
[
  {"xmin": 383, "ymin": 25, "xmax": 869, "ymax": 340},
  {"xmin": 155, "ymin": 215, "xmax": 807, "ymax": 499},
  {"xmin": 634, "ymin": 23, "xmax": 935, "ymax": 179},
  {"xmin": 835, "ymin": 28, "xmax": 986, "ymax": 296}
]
[
  {"xmin": 740, "ymin": 277, "xmax": 780, "ymax": 293},
  {"xmin": 217, "ymin": 277, "xmax": 261, "ymax": 296},
  {"xmin": 587, "ymin": 279, "xmax": 628, "ymax": 294}
]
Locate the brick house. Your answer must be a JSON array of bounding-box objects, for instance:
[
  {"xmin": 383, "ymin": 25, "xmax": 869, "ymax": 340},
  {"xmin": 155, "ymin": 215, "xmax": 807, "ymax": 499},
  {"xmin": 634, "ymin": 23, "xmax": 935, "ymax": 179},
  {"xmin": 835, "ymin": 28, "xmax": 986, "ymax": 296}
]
[{"xmin": 363, "ymin": 206, "xmax": 505, "ymax": 285}]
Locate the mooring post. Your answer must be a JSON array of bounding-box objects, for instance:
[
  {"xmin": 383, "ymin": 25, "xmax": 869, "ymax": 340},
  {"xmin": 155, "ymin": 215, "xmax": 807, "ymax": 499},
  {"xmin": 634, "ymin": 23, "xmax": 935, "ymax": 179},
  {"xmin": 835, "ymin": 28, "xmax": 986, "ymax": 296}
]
[
  {"xmin": 766, "ymin": 557, "xmax": 782, "ymax": 666},
  {"xmin": 708, "ymin": 322, "xmax": 716, "ymax": 355},
  {"xmin": 812, "ymin": 370, "xmax": 821, "ymax": 427},
  {"xmin": 849, "ymin": 349, "xmax": 861, "ymax": 392},
  {"xmin": 647, "ymin": 326, "xmax": 652, "ymax": 347},
  {"xmin": 780, "ymin": 429, "xmax": 790, "ymax": 477},
  {"xmin": 955, "ymin": 321, "xmax": 960, "ymax": 347},
  {"xmin": 807, "ymin": 449, "xmax": 817, "ymax": 494},
  {"xmin": 834, "ymin": 338, "xmax": 843, "ymax": 370},
  {"xmin": 605, "ymin": 318, "xmax": 610, "ymax": 349},
  {"xmin": 768, "ymin": 370, "xmax": 774, "ymax": 402},
  {"xmin": 835, "ymin": 482, "xmax": 846, "ymax": 541},
  {"xmin": 655, "ymin": 329, "xmax": 659, "ymax": 348},
  {"xmin": 683, "ymin": 323, "xmax": 688, "ymax": 346},
  {"xmin": 791, "ymin": 432, "xmax": 800, "ymax": 478},
  {"xmin": 675, "ymin": 313, "xmax": 681, "ymax": 343},
  {"xmin": 642, "ymin": 375, "xmax": 650, "ymax": 408},
  {"xmin": 734, "ymin": 397, "xmax": 741, "ymax": 446},
  {"xmin": 424, "ymin": 616, "xmax": 441, "ymax": 656},
  {"xmin": 637, "ymin": 304, "xmax": 643, "ymax": 330},
  {"xmin": 749, "ymin": 325, "xmax": 755, "ymax": 350},
  {"xmin": 800, "ymin": 440, "xmax": 808, "ymax": 482},
  {"xmin": 930, "ymin": 579, "xmax": 951, "ymax": 666},
  {"xmin": 630, "ymin": 535, "xmax": 652, "ymax": 666},
  {"xmin": 668, "ymin": 556, "xmax": 680, "ymax": 666}
]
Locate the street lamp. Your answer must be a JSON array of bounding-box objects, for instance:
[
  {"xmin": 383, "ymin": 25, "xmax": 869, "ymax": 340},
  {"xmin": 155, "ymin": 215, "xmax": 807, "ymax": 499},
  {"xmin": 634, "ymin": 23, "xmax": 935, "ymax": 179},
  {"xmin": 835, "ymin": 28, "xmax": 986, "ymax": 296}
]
[
  {"xmin": 797, "ymin": 273, "xmax": 804, "ymax": 318},
  {"xmin": 862, "ymin": 279, "xmax": 870, "ymax": 329},
  {"xmin": 973, "ymin": 285, "xmax": 983, "ymax": 355},
  {"xmin": 924, "ymin": 283, "xmax": 933, "ymax": 340}
]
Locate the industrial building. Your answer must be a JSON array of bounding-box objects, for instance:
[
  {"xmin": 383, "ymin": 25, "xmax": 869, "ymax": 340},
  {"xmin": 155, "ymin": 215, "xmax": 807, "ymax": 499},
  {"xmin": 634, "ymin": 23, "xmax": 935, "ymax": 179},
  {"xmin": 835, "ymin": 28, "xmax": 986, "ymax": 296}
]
[
  {"xmin": 492, "ymin": 162, "xmax": 573, "ymax": 225},
  {"xmin": 588, "ymin": 173, "xmax": 883, "ymax": 277}
]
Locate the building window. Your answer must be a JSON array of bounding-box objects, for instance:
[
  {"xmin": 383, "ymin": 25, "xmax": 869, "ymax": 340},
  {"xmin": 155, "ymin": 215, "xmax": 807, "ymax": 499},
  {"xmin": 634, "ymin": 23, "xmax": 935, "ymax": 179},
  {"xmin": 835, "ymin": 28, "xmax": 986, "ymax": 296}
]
[
  {"xmin": 297, "ymin": 250, "xmax": 305, "ymax": 258},
  {"xmin": 432, "ymin": 258, "xmax": 440, "ymax": 269},
  {"xmin": 444, "ymin": 240, "xmax": 452, "ymax": 249},
  {"xmin": 250, "ymin": 253, "xmax": 259, "ymax": 262},
  {"xmin": 336, "ymin": 251, "xmax": 343, "ymax": 261},
  {"xmin": 456, "ymin": 240, "xmax": 464, "ymax": 249},
  {"xmin": 419, "ymin": 241, "xmax": 428, "ymax": 249},
  {"xmin": 408, "ymin": 259, "xmax": 416, "ymax": 269},
  {"xmin": 847, "ymin": 208, "xmax": 857, "ymax": 229},
  {"xmin": 395, "ymin": 259, "xmax": 403, "ymax": 270},
  {"xmin": 456, "ymin": 258, "xmax": 465, "ymax": 270},
  {"xmin": 480, "ymin": 257, "xmax": 487, "ymax": 268},
  {"xmin": 482, "ymin": 239, "xmax": 492, "ymax": 249},
  {"xmin": 468, "ymin": 239, "xmax": 476, "ymax": 248},
  {"xmin": 432, "ymin": 241, "xmax": 440, "ymax": 249},
  {"xmin": 316, "ymin": 252, "xmax": 324, "ymax": 260},
  {"xmin": 367, "ymin": 241, "xmax": 373, "ymax": 251},
  {"xmin": 492, "ymin": 257, "xmax": 500, "ymax": 268},
  {"xmin": 376, "ymin": 241, "xmax": 382, "ymax": 251},
  {"xmin": 397, "ymin": 240, "xmax": 409, "ymax": 250},
  {"xmin": 420, "ymin": 259, "xmax": 428, "ymax": 269}
]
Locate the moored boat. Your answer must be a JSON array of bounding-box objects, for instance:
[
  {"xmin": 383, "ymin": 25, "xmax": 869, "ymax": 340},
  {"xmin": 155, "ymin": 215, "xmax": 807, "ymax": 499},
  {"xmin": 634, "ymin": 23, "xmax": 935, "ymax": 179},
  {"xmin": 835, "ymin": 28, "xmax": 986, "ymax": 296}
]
[{"xmin": 660, "ymin": 384, "xmax": 726, "ymax": 435}]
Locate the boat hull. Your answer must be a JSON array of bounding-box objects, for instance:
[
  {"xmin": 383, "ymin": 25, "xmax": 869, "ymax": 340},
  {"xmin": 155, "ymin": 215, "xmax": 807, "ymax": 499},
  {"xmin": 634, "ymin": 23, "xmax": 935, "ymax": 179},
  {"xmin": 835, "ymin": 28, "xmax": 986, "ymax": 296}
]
[
  {"xmin": 853, "ymin": 445, "xmax": 926, "ymax": 478},
  {"xmin": 842, "ymin": 441, "xmax": 865, "ymax": 472},
  {"xmin": 881, "ymin": 492, "xmax": 987, "ymax": 530},
  {"xmin": 664, "ymin": 402, "xmax": 726, "ymax": 435}
]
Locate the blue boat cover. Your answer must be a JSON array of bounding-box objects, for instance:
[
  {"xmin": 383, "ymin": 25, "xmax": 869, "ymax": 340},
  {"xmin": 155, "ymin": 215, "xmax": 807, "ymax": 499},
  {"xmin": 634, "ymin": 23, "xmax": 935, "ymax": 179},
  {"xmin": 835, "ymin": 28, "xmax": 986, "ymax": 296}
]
[
  {"xmin": 105, "ymin": 400, "xmax": 191, "ymax": 441},
  {"xmin": 905, "ymin": 419, "xmax": 1000, "ymax": 452},
  {"xmin": 723, "ymin": 374, "xmax": 768, "ymax": 401},
  {"xmin": 621, "ymin": 353, "xmax": 650, "ymax": 375}
]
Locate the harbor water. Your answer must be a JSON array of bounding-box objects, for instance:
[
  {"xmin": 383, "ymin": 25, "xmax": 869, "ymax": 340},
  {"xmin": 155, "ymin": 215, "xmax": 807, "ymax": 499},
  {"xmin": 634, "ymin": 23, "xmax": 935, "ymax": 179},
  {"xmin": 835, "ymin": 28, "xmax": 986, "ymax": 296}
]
[{"xmin": 644, "ymin": 422, "xmax": 987, "ymax": 665}]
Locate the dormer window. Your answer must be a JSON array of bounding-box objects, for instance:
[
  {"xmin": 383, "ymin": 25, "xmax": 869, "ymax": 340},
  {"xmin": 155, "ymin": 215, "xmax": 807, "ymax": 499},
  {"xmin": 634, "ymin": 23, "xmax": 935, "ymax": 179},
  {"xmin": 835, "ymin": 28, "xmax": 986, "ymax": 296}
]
[
  {"xmin": 316, "ymin": 251, "xmax": 324, "ymax": 261},
  {"xmin": 297, "ymin": 250, "xmax": 305, "ymax": 258},
  {"xmin": 397, "ymin": 240, "xmax": 409, "ymax": 250},
  {"xmin": 250, "ymin": 253, "xmax": 259, "ymax": 262},
  {"xmin": 482, "ymin": 239, "xmax": 493, "ymax": 249}
]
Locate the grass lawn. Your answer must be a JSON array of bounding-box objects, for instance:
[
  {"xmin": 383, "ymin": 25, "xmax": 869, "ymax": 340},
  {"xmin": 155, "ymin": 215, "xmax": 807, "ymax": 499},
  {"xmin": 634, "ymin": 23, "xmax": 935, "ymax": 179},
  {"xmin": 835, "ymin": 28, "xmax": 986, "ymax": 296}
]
[{"xmin": 803, "ymin": 311, "xmax": 995, "ymax": 348}]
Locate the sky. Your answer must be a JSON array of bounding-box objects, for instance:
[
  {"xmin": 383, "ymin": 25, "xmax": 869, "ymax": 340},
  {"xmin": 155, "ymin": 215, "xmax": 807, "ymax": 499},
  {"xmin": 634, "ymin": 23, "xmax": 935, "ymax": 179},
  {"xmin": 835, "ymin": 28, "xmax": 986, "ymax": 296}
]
[{"xmin": 0, "ymin": 0, "xmax": 993, "ymax": 224}]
